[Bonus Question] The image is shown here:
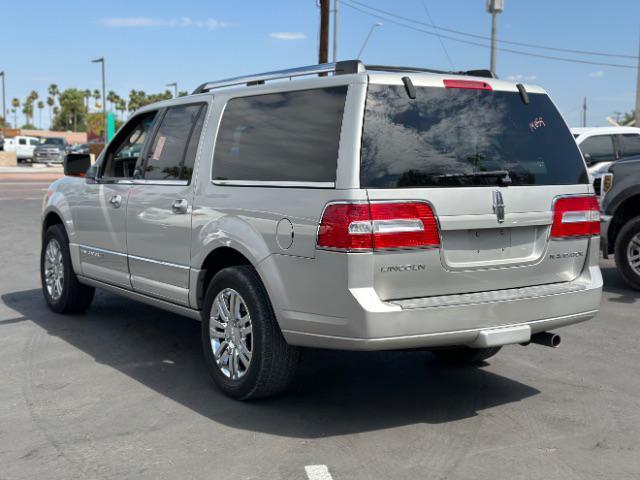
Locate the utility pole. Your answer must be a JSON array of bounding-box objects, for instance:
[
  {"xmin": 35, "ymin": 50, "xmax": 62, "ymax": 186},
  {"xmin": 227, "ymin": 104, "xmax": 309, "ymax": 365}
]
[
  {"xmin": 91, "ymin": 57, "xmax": 107, "ymax": 143},
  {"xmin": 319, "ymin": 0, "xmax": 330, "ymax": 65},
  {"xmin": 635, "ymin": 33, "xmax": 640, "ymax": 127},
  {"xmin": 582, "ymin": 97, "xmax": 588, "ymax": 128},
  {"xmin": 167, "ymin": 82, "xmax": 178, "ymax": 98},
  {"xmin": 486, "ymin": 0, "xmax": 504, "ymax": 74},
  {"xmin": 332, "ymin": 0, "xmax": 339, "ymax": 63},
  {"xmin": 0, "ymin": 71, "xmax": 5, "ymax": 137}
]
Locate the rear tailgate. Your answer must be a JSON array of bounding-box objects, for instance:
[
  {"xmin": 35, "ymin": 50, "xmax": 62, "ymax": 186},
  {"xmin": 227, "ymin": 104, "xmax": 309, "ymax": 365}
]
[{"xmin": 361, "ymin": 77, "xmax": 593, "ymax": 301}]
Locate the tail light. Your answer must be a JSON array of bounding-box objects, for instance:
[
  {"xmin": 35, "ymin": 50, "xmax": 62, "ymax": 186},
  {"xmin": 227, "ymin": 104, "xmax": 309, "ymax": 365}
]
[
  {"xmin": 443, "ymin": 79, "xmax": 492, "ymax": 91},
  {"xmin": 317, "ymin": 201, "xmax": 440, "ymax": 251},
  {"xmin": 551, "ymin": 195, "xmax": 600, "ymax": 238}
]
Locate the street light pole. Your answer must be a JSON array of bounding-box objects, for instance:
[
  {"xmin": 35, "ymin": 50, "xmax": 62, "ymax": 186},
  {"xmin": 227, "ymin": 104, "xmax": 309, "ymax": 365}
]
[
  {"xmin": 332, "ymin": 0, "xmax": 339, "ymax": 63},
  {"xmin": 358, "ymin": 22, "xmax": 382, "ymax": 59},
  {"xmin": 167, "ymin": 82, "xmax": 178, "ymax": 98},
  {"xmin": 91, "ymin": 57, "xmax": 107, "ymax": 143},
  {"xmin": 0, "ymin": 71, "xmax": 5, "ymax": 138},
  {"xmin": 486, "ymin": 0, "xmax": 504, "ymax": 74}
]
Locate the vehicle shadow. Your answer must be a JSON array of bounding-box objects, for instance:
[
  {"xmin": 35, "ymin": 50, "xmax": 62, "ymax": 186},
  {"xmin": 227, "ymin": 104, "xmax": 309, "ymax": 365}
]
[
  {"xmin": 600, "ymin": 261, "xmax": 638, "ymax": 304},
  {"xmin": 3, "ymin": 288, "xmax": 540, "ymax": 439}
]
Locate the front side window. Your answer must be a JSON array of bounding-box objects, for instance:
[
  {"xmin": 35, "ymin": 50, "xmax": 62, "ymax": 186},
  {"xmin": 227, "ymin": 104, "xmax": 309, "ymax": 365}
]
[
  {"xmin": 144, "ymin": 104, "xmax": 205, "ymax": 181},
  {"xmin": 102, "ymin": 111, "xmax": 157, "ymax": 179},
  {"xmin": 579, "ymin": 135, "xmax": 616, "ymax": 164},
  {"xmin": 618, "ymin": 134, "xmax": 640, "ymax": 158},
  {"xmin": 212, "ymin": 86, "xmax": 348, "ymax": 184},
  {"xmin": 361, "ymin": 85, "xmax": 588, "ymax": 188},
  {"xmin": 18, "ymin": 138, "xmax": 26, "ymax": 145}
]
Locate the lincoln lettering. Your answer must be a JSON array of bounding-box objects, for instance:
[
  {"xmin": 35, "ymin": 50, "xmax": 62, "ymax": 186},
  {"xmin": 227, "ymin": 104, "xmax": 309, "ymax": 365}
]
[{"xmin": 380, "ymin": 264, "xmax": 427, "ymax": 273}]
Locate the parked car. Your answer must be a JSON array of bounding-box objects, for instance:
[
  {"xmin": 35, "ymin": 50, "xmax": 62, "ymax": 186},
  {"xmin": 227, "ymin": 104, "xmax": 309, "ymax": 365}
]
[
  {"xmin": 571, "ymin": 126, "xmax": 640, "ymax": 184},
  {"xmin": 70, "ymin": 143, "xmax": 89, "ymax": 155},
  {"xmin": 3, "ymin": 135, "xmax": 40, "ymax": 162},
  {"xmin": 41, "ymin": 61, "xmax": 603, "ymax": 400},
  {"xmin": 599, "ymin": 155, "xmax": 640, "ymax": 289},
  {"xmin": 33, "ymin": 137, "xmax": 69, "ymax": 164}
]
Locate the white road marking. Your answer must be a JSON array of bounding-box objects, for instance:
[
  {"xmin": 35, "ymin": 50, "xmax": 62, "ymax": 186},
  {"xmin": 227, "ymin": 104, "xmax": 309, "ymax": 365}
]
[{"xmin": 305, "ymin": 465, "xmax": 334, "ymax": 480}]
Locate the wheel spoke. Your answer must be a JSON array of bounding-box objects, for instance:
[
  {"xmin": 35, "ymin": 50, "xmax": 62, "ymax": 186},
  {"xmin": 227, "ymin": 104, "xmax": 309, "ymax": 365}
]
[
  {"xmin": 214, "ymin": 340, "xmax": 228, "ymax": 360},
  {"xmin": 216, "ymin": 295, "xmax": 230, "ymax": 322},
  {"xmin": 209, "ymin": 327, "xmax": 225, "ymax": 339},
  {"xmin": 238, "ymin": 343, "xmax": 252, "ymax": 368}
]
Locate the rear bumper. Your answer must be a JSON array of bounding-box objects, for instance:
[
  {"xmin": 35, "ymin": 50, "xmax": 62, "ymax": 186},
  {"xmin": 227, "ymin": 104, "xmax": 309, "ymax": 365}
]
[{"xmin": 269, "ymin": 252, "xmax": 602, "ymax": 351}]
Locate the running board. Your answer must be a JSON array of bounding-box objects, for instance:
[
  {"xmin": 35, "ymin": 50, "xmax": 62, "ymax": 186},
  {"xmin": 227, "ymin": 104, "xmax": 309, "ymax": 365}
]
[{"xmin": 77, "ymin": 275, "xmax": 201, "ymax": 320}]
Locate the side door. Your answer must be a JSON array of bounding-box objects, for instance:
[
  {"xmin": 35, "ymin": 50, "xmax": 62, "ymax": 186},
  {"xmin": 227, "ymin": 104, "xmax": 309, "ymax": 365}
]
[
  {"xmin": 126, "ymin": 103, "xmax": 207, "ymax": 305},
  {"xmin": 17, "ymin": 137, "xmax": 29, "ymax": 159},
  {"xmin": 72, "ymin": 111, "xmax": 159, "ymax": 288}
]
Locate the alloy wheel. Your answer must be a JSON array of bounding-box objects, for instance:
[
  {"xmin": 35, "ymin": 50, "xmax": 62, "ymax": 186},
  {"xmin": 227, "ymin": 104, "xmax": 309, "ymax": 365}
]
[{"xmin": 44, "ymin": 238, "xmax": 64, "ymax": 301}]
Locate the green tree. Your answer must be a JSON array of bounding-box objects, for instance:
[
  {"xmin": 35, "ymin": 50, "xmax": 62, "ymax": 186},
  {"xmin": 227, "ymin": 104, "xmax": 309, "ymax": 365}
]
[
  {"xmin": 37, "ymin": 100, "xmax": 45, "ymax": 129},
  {"xmin": 178, "ymin": 90, "xmax": 189, "ymax": 97},
  {"xmin": 22, "ymin": 100, "xmax": 34, "ymax": 127},
  {"xmin": 127, "ymin": 89, "xmax": 172, "ymax": 113},
  {"xmin": 46, "ymin": 97, "xmax": 55, "ymax": 126},
  {"xmin": 115, "ymin": 99, "xmax": 127, "ymax": 120},
  {"xmin": 107, "ymin": 90, "xmax": 119, "ymax": 112},
  {"xmin": 11, "ymin": 98, "xmax": 19, "ymax": 128},
  {"xmin": 52, "ymin": 88, "xmax": 87, "ymax": 132},
  {"xmin": 93, "ymin": 89, "xmax": 101, "ymax": 109},
  {"xmin": 83, "ymin": 89, "xmax": 91, "ymax": 111},
  {"xmin": 48, "ymin": 84, "xmax": 59, "ymax": 103}
]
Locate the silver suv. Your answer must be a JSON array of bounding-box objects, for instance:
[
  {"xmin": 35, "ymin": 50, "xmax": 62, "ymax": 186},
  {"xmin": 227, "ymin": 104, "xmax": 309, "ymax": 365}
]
[{"xmin": 40, "ymin": 61, "xmax": 603, "ymax": 399}]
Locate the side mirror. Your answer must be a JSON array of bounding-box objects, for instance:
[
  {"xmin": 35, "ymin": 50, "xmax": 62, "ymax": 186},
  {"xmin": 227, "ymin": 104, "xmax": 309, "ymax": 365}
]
[
  {"xmin": 583, "ymin": 153, "xmax": 593, "ymax": 165},
  {"xmin": 64, "ymin": 153, "xmax": 92, "ymax": 177}
]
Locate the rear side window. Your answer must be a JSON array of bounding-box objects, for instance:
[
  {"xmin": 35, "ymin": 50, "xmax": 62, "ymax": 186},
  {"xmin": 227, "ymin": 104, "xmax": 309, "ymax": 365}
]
[
  {"xmin": 579, "ymin": 135, "xmax": 616, "ymax": 163},
  {"xmin": 19, "ymin": 138, "xmax": 26, "ymax": 145},
  {"xmin": 212, "ymin": 86, "xmax": 348, "ymax": 184},
  {"xmin": 145, "ymin": 104, "xmax": 205, "ymax": 181},
  {"xmin": 361, "ymin": 85, "xmax": 588, "ymax": 188},
  {"xmin": 618, "ymin": 134, "xmax": 640, "ymax": 158}
]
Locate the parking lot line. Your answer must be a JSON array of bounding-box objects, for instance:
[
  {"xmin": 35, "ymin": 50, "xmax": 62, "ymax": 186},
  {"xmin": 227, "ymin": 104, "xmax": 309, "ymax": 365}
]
[{"xmin": 305, "ymin": 465, "xmax": 334, "ymax": 480}]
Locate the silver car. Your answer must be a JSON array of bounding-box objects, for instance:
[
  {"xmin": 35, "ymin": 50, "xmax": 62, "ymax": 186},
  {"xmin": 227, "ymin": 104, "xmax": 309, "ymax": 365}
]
[{"xmin": 40, "ymin": 61, "xmax": 602, "ymax": 399}]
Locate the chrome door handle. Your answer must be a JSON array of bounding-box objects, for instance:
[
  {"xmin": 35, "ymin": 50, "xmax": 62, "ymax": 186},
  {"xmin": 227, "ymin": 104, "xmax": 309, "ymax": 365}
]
[
  {"xmin": 109, "ymin": 194, "xmax": 122, "ymax": 208},
  {"xmin": 171, "ymin": 199, "xmax": 188, "ymax": 214}
]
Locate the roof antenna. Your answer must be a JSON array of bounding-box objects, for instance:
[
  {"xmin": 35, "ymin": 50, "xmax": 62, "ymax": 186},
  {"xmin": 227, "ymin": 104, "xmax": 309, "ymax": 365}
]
[
  {"xmin": 402, "ymin": 76, "xmax": 416, "ymax": 99},
  {"xmin": 516, "ymin": 83, "xmax": 530, "ymax": 104}
]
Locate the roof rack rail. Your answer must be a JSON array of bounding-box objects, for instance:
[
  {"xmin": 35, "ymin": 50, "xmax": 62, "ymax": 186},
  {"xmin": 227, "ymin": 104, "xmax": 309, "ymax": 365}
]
[
  {"xmin": 192, "ymin": 60, "xmax": 365, "ymax": 94},
  {"xmin": 191, "ymin": 60, "xmax": 495, "ymax": 94}
]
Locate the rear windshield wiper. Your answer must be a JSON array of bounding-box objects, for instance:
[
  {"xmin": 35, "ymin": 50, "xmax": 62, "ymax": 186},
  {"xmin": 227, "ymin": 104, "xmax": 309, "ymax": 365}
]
[{"xmin": 433, "ymin": 170, "xmax": 512, "ymax": 185}]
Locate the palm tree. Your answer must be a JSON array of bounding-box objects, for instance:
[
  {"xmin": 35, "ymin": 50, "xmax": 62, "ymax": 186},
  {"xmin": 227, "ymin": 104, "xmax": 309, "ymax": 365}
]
[
  {"xmin": 22, "ymin": 101, "xmax": 34, "ymax": 127},
  {"xmin": 48, "ymin": 84, "xmax": 59, "ymax": 103},
  {"xmin": 11, "ymin": 98, "xmax": 19, "ymax": 127},
  {"xmin": 115, "ymin": 99, "xmax": 126, "ymax": 120},
  {"xmin": 26, "ymin": 91, "xmax": 38, "ymax": 125},
  {"xmin": 46, "ymin": 97, "xmax": 54, "ymax": 126},
  {"xmin": 83, "ymin": 89, "xmax": 91, "ymax": 111},
  {"xmin": 37, "ymin": 101, "xmax": 45, "ymax": 129},
  {"xmin": 93, "ymin": 89, "xmax": 101, "ymax": 109},
  {"xmin": 107, "ymin": 90, "xmax": 118, "ymax": 112}
]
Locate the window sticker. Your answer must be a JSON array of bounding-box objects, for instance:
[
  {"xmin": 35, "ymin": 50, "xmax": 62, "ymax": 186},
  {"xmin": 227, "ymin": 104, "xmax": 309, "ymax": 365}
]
[
  {"xmin": 529, "ymin": 116, "xmax": 546, "ymax": 132},
  {"xmin": 152, "ymin": 136, "xmax": 166, "ymax": 160}
]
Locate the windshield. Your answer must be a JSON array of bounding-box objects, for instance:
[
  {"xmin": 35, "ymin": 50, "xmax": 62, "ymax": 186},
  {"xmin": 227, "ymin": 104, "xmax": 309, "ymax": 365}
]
[
  {"xmin": 41, "ymin": 138, "xmax": 64, "ymax": 146},
  {"xmin": 361, "ymin": 84, "xmax": 588, "ymax": 188}
]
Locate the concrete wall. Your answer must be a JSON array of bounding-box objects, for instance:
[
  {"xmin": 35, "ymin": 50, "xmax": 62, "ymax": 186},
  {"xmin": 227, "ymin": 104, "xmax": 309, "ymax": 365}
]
[{"xmin": 0, "ymin": 151, "xmax": 17, "ymax": 167}]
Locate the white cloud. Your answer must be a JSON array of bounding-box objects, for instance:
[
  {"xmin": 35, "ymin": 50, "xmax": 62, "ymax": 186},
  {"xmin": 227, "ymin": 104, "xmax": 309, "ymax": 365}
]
[
  {"xmin": 506, "ymin": 74, "xmax": 537, "ymax": 82},
  {"xmin": 269, "ymin": 32, "xmax": 307, "ymax": 41},
  {"xmin": 99, "ymin": 17, "xmax": 231, "ymax": 29},
  {"xmin": 589, "ymin": 70, "xmax": 605, "ymax": 78}
]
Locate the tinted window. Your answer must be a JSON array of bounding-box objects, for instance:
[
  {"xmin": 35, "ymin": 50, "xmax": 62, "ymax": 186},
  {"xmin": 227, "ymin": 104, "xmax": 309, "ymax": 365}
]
[
  {"xmin": 144, "ymin": 104, "xmax": 203, "ymax": 181},
  {"xmin": 29, "ymin": 139, "xmax": 39, "ymax": 146},
  {"xmin": 42, "ymin": 138, "xmax": 65, "ymax": 146},
  {"xmin": 103, "ymin": 112, "xmax": 157, "ymax": 179},
  {"xmin": 18, "ymin": 138, "xmax": 26, "ymax": 145},
  {"xmin": 212, "ymin": 86, "xmax": 347, "ymax": 183},
  {"xmin": 361, "ymin": 85, "xmax": 588, "ymax": 188},
  {"xmin": 579, "ymin": 135, "xmax": 616, "ymax": 163},
  {"xmin": 181, "ymin": 106, "xmax": 206, "ymax": 181},
  {"xmin": 618, "ymin": 134, "xmax": 640, "ymax": 158}
]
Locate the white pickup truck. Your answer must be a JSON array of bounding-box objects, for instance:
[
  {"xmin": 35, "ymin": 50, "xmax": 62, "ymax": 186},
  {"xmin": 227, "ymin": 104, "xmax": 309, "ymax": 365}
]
[{"xmin": 3, "ymin": 136, "xmax": 40, "ymax": 162}]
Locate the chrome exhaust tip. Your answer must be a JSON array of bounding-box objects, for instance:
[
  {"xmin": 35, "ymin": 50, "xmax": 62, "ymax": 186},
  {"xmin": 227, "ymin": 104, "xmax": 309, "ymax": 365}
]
[{"xmin": 530, "ymin": 332, "xmax": 561, "ymax": 348}]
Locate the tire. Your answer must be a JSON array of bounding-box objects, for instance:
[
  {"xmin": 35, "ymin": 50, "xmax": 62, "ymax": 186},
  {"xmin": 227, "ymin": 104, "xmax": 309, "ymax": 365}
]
[
  {"xmin": 614, "ymin": 216, "xmax": 640, "ymax": 291},
  {"xmin": 40, "ymin": 224, "xmax": 95, "ymax": 313},
  {"xmin": 201, "ymin": 265, "xmax": 299, "ymax": 400},
  {"xmin": 432, "ymin": 346, "xmax": 502, "ymax": 365}
]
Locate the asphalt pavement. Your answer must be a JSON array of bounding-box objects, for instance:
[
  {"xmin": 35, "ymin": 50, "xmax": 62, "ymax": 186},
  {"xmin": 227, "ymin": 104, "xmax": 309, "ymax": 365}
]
[{"xmin": 1, "ymin": 177, "xmax": 639, "ymax": 480}]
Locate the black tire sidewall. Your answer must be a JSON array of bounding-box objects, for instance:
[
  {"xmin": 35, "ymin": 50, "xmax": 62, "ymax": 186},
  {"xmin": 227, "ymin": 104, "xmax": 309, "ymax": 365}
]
[
  {"xmin": 201, "ymin": 266, "xmax": 270, "ymax": 399},
  {"xmin": 41, "ymin": 225, "xmax": 75, "ymax": 312},
  {"xmin": 614, "ymin": 216, "xmax": 640, "ymax": 290}
]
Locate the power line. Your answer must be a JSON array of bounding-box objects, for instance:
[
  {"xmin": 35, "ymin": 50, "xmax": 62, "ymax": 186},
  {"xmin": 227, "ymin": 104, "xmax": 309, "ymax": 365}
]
[
  {"xmin": 345, "ymin": 0, "xmax": 636, "ymax": 60},
  {"xmin": 341, "ymin": 0, "xmax": 636, "ymax": 69},
  {"xmin": 419, "ymin": 0, "xmax": 455, "ymax": 70}
]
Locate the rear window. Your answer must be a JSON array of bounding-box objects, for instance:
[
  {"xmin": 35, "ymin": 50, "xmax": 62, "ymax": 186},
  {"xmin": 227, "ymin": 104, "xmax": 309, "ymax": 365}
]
[
  {"xmin": 618, "ymin": 133, "xmax": 640, "ymax": 158},
  {"xmin": 361, "ymin": 84, "xmax": 588, "ymax": 188},
  {"xmin": 212, "ymin": 86, "xmax": 347, "ymax": 184}
]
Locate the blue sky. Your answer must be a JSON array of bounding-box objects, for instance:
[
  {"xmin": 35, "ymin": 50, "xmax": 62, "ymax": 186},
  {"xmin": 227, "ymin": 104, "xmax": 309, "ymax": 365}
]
[{"xmin": 1, "ymin": 0, "xmax": 638, "ymax": 129}]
